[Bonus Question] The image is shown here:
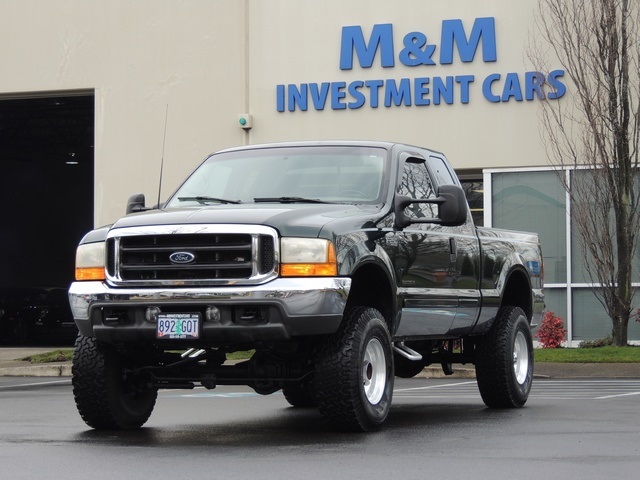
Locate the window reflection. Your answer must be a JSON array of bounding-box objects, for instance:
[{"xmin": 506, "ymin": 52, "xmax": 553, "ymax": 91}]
[{"xmin": 397, "ymin": 161, "xmax": 437, "ymax": 219}]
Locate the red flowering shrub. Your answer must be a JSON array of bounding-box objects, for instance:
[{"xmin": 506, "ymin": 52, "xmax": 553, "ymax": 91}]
[{"xmin": 535, "ymin": 311, "xmax": 566, "ymax": 348}]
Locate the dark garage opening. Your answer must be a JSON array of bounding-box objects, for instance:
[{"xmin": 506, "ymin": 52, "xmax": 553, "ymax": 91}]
[{"xmin": 0, "ymin": 94, "xmax": 94, "ymax": 345}]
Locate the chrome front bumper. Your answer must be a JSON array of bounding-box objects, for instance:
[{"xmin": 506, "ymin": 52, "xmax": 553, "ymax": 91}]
[{"xmin": 68, "ymin": 277, "xmax": 351, "ymax": 343}]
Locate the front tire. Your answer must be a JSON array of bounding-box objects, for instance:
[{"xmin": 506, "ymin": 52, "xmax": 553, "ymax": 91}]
[
  {"xmin": 72, "ymin": 335, "xmax": 158, "ymax": 429},
  {"xmin": 475, "ymin": 306, "xmax": 533, "ymax": 408},
  {"xmin": 314, "ymin": 307, "xmax": 394, "ymax": 432}
]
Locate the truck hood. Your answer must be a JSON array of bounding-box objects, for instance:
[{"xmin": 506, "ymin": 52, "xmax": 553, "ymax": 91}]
[{"xmin": 110, "ymin": 203, "xmax": 377, "ymax": 238}]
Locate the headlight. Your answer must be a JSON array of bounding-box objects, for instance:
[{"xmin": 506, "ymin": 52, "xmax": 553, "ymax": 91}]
[
  {"xmin": 75, "ymin": 242, "xmax": 106, "ymax": 281},
  {"xmin": 280, "ymin": 238, "xmax": 337, "ymax": 277}
]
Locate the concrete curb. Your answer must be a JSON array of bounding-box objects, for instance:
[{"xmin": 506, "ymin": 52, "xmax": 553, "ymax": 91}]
[
  {"xmin": 417, "ymin": 366, "xmax": 477, "ymax": 379},
  {"xmin": 0, "ymin": 363, "xmax": 476, "ymax": 379},
  {"xmin": 1, "ymin": 363, "xmax": 464, "ymax": 379},
  {"xmin": 0, "ymin": 364, "xmax": 72, "ymax": 377}
]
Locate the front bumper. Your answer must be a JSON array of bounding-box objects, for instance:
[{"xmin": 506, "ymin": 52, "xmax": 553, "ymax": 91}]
[{"xmin": 68, "ymin": 277, "xmax": 351, "ymax": 345}]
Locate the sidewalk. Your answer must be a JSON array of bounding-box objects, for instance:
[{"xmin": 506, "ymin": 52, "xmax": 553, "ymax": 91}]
[
  {"xmin": 0, "ymin": 347, "xmax": 72, "ymax": 377},
  {"xmin": 2, "ymin": 347, "xmax": 640, "ymax": 379}
]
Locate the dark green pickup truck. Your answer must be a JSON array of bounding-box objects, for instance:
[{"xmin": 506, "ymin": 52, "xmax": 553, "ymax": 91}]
[{"xmin": 68, "ymin": 141, "xmax": 544, "ymax": 431}]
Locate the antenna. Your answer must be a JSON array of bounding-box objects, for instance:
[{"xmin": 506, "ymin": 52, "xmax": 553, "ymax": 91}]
[{"xmin": 157, "ymin": 104, "xmax": 169, "ymax": 208}]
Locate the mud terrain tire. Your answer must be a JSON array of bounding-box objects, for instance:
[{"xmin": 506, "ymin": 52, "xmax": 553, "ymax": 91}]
[
  {"xmin": 72, "ymin": 335, "xmax": 157, "ymax": 429},
  {"xmin": 475, "ymin": 306, "xmax": 533, "ymax": 408},
  {"xmin": 314, "ymin": 307, "xmax": 394, "ymax": 431}
]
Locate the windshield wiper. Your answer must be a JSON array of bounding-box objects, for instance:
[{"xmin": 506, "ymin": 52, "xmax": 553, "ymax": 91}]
[
  {"xmin": 178, "ymin": 196, "xmax": 242, "ymax": 204},
  {"xmin": 253, "ymin": 196, "xmax": 331, "ymax": 204}
]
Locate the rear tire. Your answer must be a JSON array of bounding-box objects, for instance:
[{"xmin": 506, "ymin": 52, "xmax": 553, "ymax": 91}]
[
  {"xmin": 475, "ymin": 306, "xmax": 533, "ymax": 408},
  {"xmin": 314, "ymin": 307, "xmax": 394, "ymax": 432},
  {"xmin": 72, "ymin": 335, "xmax": 157, "ymax": 429}
]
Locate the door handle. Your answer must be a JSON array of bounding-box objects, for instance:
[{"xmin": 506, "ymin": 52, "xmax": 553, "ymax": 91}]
[{"xmin": 449, "ymin": 237, "xmax": 457, "ymax": 262}]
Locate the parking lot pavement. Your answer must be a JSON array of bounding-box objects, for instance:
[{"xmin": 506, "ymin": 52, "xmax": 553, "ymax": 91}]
[
  {"xmin": 393, "ymin": 378, "xmax": 640, "ymax": 401},
  {"xmin": 2, "ymin": 377, "xmax": 639, "ymax": 480}
]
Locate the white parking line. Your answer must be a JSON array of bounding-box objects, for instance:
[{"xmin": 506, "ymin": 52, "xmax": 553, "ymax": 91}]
[
  {"xmin": 0, "ymin": 379, "xmax": 70, "ymax": 390},
  {"xmin": 595, "ymin": 391, "xmax": 640, "ymax": 400},
  {"xmin": 164, "ymin": 391, "xmax": 266, "ymax": 398},
  {"xmin": 394, "ymin": 381, "xmax": 477, "ymax": 392}
]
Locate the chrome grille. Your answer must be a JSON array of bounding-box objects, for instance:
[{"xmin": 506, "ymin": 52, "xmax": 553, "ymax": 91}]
[{"xmin": 105, "ymin": 225, "xmax": 278, "ymax": 286}]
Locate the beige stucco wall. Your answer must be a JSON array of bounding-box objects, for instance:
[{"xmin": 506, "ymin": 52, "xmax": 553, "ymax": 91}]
[
  {"xmin": 0, "ymin": 0, "xmax": 559, "ymax": 226},
  {"xmin": 247, "ymin": 1, "xmax": 549, "ymax": 161}
]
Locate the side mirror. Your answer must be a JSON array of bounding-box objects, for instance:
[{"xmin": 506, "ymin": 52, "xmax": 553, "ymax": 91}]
[
  {"xmin": 394, "ymin": 184, "xmax": 468, "ymax": 229},
  {"xmin": 437, "ymin": 185, "xmax": 468, "ymax": 226},
  {"xmin": 126, "ymin": 193, "xmax": 147, "ymax": 214}
]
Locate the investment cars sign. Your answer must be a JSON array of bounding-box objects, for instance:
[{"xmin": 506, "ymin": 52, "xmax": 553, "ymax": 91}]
[{"xmin": 276, "ymin": 17, "xmax": 566, "ymax": 112}]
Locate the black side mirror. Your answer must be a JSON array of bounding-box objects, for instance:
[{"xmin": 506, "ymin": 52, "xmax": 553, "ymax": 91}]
[
  {"xmin": 126, "ymin": 193, "xmax": 147, "ymax": 215},
  {"xmin": 394, "ymin": 184, "xmax": 468, "ymax": 229},
  {"xmin": 437, "ymin": 185, "xmax": 468, "ymax": 226}
]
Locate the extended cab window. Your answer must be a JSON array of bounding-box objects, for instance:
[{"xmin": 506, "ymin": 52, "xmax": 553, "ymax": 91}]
[{"xmin": 427, "ymin": 156, "xmax": 457, "ymax": 185}]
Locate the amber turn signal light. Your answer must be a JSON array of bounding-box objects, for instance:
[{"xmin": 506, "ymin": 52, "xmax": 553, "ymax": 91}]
[{"xmin": 75, "ymin": 267, "xmax": 106, "ymax": 281}]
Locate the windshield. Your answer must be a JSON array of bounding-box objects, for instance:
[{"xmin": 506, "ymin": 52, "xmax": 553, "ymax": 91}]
[{"xmin": 165, "ymin": 145, "xmax": 387, "ymax": 207}]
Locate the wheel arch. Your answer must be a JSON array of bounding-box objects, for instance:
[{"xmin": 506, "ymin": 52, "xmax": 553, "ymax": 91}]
[
  {"xmin": 345, "ymin": 259, "xmax": 396, "ymax": 334},
  {"xmin": 500, "ymin": 266, "xmax": 533, "ymax": 323}
]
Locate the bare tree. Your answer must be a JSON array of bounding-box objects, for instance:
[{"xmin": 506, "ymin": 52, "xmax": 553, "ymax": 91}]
[{"xmin": 529, "ymin": 0, "xmax": 640, "ymax": 346}]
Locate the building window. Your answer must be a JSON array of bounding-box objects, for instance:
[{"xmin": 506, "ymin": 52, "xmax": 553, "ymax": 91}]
[
  {"xmin": 485, "ymin": 167, "xmax": 640, "ymax": 344},
  {"xmin": 458, "ymin": 174, "xmax": 484, "ymax": 226},
  {"xmin": 491, "ymin": 171, "xmax": 566, "ymax": 284}
]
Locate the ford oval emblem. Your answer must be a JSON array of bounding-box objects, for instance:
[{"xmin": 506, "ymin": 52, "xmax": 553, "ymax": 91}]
[{"xmin": 169, "ymin": 251, "xmax": 196, "ymax": 264}]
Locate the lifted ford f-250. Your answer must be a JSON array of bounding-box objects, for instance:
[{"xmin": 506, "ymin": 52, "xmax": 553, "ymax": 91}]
[{"xmin": 68, "ymin": 141, "xmax": 544, "ymax": 431}]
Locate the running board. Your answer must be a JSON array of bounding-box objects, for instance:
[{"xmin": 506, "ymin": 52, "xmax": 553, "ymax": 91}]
[{"xmin": 393, "ymin": 342, "xmax": 423, "ymax": 361}]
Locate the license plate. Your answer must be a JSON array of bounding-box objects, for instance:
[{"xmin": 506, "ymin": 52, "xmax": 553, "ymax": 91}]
[{"xmin": 156, "ymin": 313, "xmax": 200, "ymax": 339}]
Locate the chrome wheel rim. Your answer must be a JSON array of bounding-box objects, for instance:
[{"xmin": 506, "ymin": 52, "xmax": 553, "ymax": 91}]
[
  {"xmin": 362, "ymin": 337, "xmax": 386, "ymax": 404},
  {"xmin": 513, "ymin": 330, "xmax": 529, "ymax": 385}
]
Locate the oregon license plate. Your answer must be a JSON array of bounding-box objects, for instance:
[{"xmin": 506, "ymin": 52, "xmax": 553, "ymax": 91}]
[{"xmin": 156, "ymin": 313, "xmax": 200, "ymax": 339}]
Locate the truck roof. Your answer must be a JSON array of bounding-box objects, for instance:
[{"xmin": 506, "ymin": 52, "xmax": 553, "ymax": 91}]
[{"xmin": 215, "ymin": 140, "xmax": 445, "ymax": 157}]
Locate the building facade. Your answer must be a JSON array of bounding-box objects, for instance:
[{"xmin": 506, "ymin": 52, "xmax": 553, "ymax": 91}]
[{"xmin": 1, "ymin": 0, "xmax": 638, "ymax": 342}]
